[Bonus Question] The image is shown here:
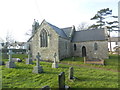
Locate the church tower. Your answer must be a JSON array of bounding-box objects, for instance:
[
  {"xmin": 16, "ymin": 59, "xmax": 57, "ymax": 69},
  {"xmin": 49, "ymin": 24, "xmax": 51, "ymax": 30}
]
[{"xmin": 32, "ymin": 19, "xmax": 39, "ymax": 35}]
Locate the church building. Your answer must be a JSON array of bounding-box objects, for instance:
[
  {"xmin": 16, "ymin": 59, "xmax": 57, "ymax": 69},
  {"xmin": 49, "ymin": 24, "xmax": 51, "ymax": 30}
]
[{"xmin": 28, "ymin": 19, "xmax": 108, "ymax": 62}]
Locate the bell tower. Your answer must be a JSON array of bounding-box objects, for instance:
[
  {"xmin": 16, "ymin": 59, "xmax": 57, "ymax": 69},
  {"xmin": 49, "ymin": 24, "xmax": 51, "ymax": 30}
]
[{"xmin": 32, "ymin": 19, "xmax": 39, "ymax": 35}]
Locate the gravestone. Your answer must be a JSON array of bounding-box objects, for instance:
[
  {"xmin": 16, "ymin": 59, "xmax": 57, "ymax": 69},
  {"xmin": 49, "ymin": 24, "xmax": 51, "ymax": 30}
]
[
  {"xmin": 52, "ymin": 53, "xmax": 58, "ymax": 68},
  {"xmin": 68, "ymin": 67, "xmax": 74, "ymax": 80},
  {"xmin": 32, "ymin": 52, "xmax": 43, "ymax": 74},
  {"xmin": 26, "ymin": 50, "xmax": 33, "ymax": 64},
  {"xmin": 6, "ymin": 50, "xmax": 16, "ymax": 68},
  {"xmin": 41, "ymin": 85, "xmax": 50, "ymax": 90},
  {"xmin": 58, "ymin": 72, "xmax": 65, "ymax": 90},
  {"xmin": 58, "ymin": 72, "xmax": 70, "ymax": 90},
  {"xmin": 83, "ymin": 57, "xmax": 86, "ymax": 64}
]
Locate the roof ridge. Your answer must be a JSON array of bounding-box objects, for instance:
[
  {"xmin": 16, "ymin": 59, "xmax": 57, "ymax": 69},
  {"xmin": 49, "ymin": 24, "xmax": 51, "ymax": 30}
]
[{"xmin": 46, "ymin": 21, "xmax": 68, "ymax": 38}]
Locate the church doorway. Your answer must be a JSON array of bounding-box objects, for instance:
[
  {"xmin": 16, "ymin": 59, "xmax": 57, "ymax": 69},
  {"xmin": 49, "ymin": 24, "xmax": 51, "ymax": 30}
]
[{"xmin": 82, "ymin": 46, "xmax": 86, "ymax": 57}]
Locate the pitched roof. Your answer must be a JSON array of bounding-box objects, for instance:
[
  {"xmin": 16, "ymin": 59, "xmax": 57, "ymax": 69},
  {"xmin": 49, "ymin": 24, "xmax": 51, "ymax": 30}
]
[
  {"xmin": 72, "ymin": 29, "xmax": 106, "ymax": 42},
  {"xmin": 61, "ymin": 27, "xmax": 73, "ymax": 38},
  {"xmin": 46, "ymin": 21, "xmax": 68, "ymax": 39}
]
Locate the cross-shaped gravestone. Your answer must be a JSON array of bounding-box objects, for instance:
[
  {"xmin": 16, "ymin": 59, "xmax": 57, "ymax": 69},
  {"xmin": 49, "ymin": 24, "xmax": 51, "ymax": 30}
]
[
  {"xmin": 36, "ymin": 52, "xmax": 41, "ymax": 66},
  {"xmin": 52, "ymin": 53, "xmax": 58, "ymax": 68},
  {"xmin": 6, "ymin": 49, "xmax": 16, "ymax": 68},
  {"xmin": 53, "ymin": 53, "xmax": 57, "ymax": 63},
  {"xmin": 32, "ymin": 52, "xmax": 43, "ymax": 74},
  {"xmin": 26, "ymin": 50, "xmax": 33, "ymax": 64}
]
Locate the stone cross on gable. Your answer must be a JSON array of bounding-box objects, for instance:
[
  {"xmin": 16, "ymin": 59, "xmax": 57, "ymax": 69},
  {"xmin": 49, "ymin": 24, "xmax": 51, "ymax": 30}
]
[
  {"xmin": 36, "ymin": 52, "xmax": 41, "ymax": 66},
  {"xmin": 8, "ymin": 49, "xmax": 13, "ymax": 62}
]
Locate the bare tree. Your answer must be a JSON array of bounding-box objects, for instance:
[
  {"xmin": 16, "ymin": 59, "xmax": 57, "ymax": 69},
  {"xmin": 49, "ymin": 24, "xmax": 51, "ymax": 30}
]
[
  {"xmin": 6, "ymin": 31, "xmax": 15, "ymax": 44},
  {"xmin": 77, "ymin": 22, "xmax": 89, "ymax": 31}
]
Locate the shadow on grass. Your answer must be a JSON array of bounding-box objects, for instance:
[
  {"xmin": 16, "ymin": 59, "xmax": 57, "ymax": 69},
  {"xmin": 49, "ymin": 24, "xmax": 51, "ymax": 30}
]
[
  {"xmin": 15, "ymin": 65, "xmax": 33, "ymax": 69},
  {"xmin": 75, "ymin": 76, "xmax": 118, "ymax": 83}
]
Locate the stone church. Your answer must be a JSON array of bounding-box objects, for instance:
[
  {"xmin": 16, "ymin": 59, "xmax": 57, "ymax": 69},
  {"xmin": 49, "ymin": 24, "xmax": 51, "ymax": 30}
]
[{"xmin": 28, "ymin": 19, "xmax": 108, "ymax": 62}]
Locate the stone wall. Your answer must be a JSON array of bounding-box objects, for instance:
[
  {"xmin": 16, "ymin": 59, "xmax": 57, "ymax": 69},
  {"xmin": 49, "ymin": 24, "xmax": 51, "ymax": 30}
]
[
  {"xmin": 58, "ymin": 37, "xmax": 71, "ymax": 60},
  {"xmin": 31, "ymin": 21, "xmax": 59, "ymax": 62},
  {"xmin": 30, "ymin": 20, "xmax": 109, "ymax": 61},
  {"xmin": 72, "ymin": 41, "xmax": 108, "ymax": 59}
]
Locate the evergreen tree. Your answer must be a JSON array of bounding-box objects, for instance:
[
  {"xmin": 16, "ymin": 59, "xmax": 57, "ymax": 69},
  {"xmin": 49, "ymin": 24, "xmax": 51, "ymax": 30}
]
[
  {"xmin": 89, "ymin": 8, "xmax": 118, "ymax": 54},
  {"xmin": 89, "ymin": 8, "xmax": 118, "ymax": 29}
]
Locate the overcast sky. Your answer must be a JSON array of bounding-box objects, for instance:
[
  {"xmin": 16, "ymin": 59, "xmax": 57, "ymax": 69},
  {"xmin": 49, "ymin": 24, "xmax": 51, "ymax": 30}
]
[{"xmin": 0, "ymin": 0, "xmax": 119, "ymax": 42}]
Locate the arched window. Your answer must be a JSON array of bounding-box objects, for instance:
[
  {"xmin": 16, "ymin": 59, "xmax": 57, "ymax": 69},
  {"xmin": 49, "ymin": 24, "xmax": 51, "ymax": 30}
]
[
  {"xmin": 40, "ymin": 29, "xmax": 48, "ymax": 47},
  {"xmin": 74, "ymin": 44, "xmax": 77, "ymax": 51},
  {"xmin": 94, "ymin": 43, "xmax": 98, "ymax": 50}
]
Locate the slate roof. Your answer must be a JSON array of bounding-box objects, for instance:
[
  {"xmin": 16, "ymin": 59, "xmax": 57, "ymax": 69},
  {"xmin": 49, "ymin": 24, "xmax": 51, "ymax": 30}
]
[
  {"xmin": 72, "ymin": 29, "xmax": 106, "ymax": 42},
  {"xmin": 28, "ymin": 20, "xmax": 107, "ymax": 42},
  {"xmin": 61, "ymin": 27, "xmax": 73, "ymax": 38},
  {"xmin": 46, "ymin": 22, "xmax": 68, "ymax": 39}
]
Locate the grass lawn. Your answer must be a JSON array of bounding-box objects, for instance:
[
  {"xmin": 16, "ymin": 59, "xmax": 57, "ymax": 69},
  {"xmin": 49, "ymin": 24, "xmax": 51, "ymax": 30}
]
[
  {"xmin": 60, "ymin": 54, "xmax": 119, "ymax": 71},
  {"xmin": 1, "ymin": 54, "xmax": 119, "ymax": 89}
]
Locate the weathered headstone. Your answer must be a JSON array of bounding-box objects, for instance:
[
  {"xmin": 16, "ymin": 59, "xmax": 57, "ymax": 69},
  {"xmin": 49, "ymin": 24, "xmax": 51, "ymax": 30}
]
[
  {"xmin": 68, "ymin": 67, "xmax": 74, "ymax": 80},
  {"xmin": 52, "ymin": 53, "xmax": 58, "ymax": 68},
  {"xmin": 41, "ymin": 85, "xmax": 50, "ymax": 90},
  {"xmin": 58, "ymin": 72, "xmax": 65, "ymax": 90},
  {"xmin": 58, "ymin": 72, "xmax": 70, "ymax": 90},
  {"xmin": 6, "ymin": 50, "xmax": 16, "ymax": 68},
  {"xmin": 26, "ymin": 50, "xmax": 33, "ymax": 64},
  {"xmin": 32, "ymin": 52, "xmax": 43, "ymax": 73},
  {"xmin": 83, "ymin": 57, "xmax": 86, "ymax": 64}
]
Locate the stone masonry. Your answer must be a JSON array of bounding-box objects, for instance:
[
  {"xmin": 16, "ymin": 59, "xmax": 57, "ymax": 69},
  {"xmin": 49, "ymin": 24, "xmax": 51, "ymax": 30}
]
[{"xmin": 28, "ymin": 20, "xmax": 108, "ymax": 62}]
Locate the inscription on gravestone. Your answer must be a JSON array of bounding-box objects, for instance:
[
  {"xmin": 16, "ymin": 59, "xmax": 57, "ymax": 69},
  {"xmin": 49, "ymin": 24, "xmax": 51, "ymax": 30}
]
[{"xmin": 32, "ymin": 52, "xmax": 43, "ymax": 73}]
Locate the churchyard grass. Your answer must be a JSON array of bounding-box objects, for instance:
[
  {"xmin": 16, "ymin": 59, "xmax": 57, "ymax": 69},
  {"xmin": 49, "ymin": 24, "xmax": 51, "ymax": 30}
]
[
  {"xmin": 1, "ymin": 54, "xmax": 119, "ymax": 88},
  {"xmin": 60, "ymin": 54, "xmax": 119, "ymax": 71}
]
